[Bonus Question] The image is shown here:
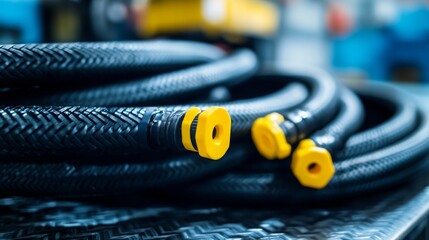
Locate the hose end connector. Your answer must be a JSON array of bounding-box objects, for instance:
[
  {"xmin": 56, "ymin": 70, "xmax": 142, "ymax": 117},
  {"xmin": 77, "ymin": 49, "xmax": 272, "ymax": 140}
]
[
  {"xmin": 182, "ymin": 107, "xmax": 231, "ymax": 160},
  {"xmin": 251, "ymin": 113, "xmax": 291, "ymax": 160},
  {"xmin": 291, "ymin": 139, "xmax": 335, "ymax": 189}
]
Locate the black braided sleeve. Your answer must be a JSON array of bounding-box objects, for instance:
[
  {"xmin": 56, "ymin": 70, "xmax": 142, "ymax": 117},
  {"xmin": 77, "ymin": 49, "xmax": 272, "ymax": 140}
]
[
  {"xmin": 0, "ymin": 49, "xmax": 257, "ymax": 106},
  {"xmin": 267, "ymin": 67, "xmax": 340, "ymax": 145},
  {"xmin": 195, "ymin": 83, "xmax": 308, "ymax": 136},
  {"xmin": 178, "ymin": 152, "xmax": 429, "ymax": 204},
  {"xmin": 174, "ymin": 85, "xmax": 429, "ymax": 203},
  {"xmin": 0, "ymin": 106, "xmax": 185, "ymax": 157},
  {"xmin": 0, "ymin": 145, "xmax": 248, "ymax": 195},
  {"xmin": 310, "ymin": 87, "xmax": 364, "ymax": 154},
  {"xmin": 337, "ymin": 83, "xmax": 418, "ymax": 159},
  {"xmin": 0, "ymin": 83, "xmax": 307, "ymax": 158},
  {"xmin": 0, "ymin": 40, "xmax": 224, "ymax": 87}
]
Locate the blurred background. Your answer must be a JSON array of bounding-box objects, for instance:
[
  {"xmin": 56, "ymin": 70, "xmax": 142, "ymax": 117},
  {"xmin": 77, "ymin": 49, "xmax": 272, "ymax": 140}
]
[{"xmin": 1, "ymin": 0, "xmax": 429, "ymax": 84}]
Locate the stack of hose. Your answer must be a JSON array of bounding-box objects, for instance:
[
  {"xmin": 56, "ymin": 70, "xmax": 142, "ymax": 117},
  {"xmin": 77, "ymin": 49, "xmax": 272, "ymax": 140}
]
[{"xmin": 0, "ymin": 40, "xmax": 427, "ymax": 202}]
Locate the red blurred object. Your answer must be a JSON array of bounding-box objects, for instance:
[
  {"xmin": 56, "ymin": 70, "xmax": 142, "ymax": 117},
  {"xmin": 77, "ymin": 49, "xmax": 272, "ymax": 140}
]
[{"xmin": 327, "ymin": 3, "xmax": 353, "ymax": 36}]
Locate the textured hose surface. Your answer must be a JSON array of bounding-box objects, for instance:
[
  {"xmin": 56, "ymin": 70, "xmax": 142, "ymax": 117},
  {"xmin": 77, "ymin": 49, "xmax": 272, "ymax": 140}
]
[
  {"xmin": 0, "ymin": 40, "xmax": 224, "ymax": 87},
  {"xmin": 310, "ymin": 87, "xmax": 364, "ymax": 153},
  {"xmin": 332, "ymin": 112, "xmax": 429, "ymax": 186},
  {"xmin": 0, "ymin": 106, "xmax": 182, "ymax": 157},
  {"xmin": 0, "ymin": 41, "xmax": 315, "ymax": 195},
  {"xmin": 1, "ymin": 50, "xmax": 257, "ymax": 106},
  {"xmin": 0, "ymin": 83, "xmax": 307, "ymax": 158},
  {"xmin": 184, "ymin": 152, "xmax": 429, "ymax": 203},
  {"xmin": 0, "ymin": 145, "xmax": 247, "ymax": 195},
  {"xmin": 0, "ymin": 40, "xmax": 425, "ymax": 199},
  {"xmin": 337, "ymin": 84, "xmax": 418, "ymax": 159},
  {"xmin": 178, "ymin": 84, "xmax": 429, "ymax": 202},
  {"xmin": 195, "ymin": 83, "xmax": 308, "ymax": 136},
  {"xmin": 267, "ymin": 68, "xmax": 340, "ymax": 145}
]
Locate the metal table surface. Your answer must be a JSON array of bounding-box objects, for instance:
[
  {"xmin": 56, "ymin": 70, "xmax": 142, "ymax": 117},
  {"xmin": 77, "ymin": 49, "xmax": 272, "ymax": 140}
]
[{"xmin": 1, "ymin": 176, "xmax": 429, "ymax": 240}]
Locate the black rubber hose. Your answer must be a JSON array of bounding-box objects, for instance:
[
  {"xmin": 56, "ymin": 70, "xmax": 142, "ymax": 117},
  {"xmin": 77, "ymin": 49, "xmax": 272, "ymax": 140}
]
[
  {"xmin": 0, "ymin": 39, "xmax": 314, "ymax": 194},
  {"xmin": 195, "ymin": 83, "xmax": 308, "ymax": 136},
  {"xmin": 0, "ymin": 40, "xmax": 224, "ymax": 87},
  {"xmin": 274, "ymin": 67, "xmax": 339, "ymax": 144},
  {"xmin": 0, "ymin": 49, "xmax": 257, "ymax": 107},
  {"xmin": 0, "ymin": 40, "xmax": 423, "ymax": 200},
  {"xmin": 185, "ymin": 109, "xmax": 427, "ymax": 202},
  {"xmin": 181, "ymin": 151, "xmax": 429, "ymax": 204},
  {"xmin": 289, "ymin": 87, "xmax": 364, "ymax": 189},
  {"xmin": 0, "ymin": 83, "xmax": 307, "ymax": 158},
  {"xmin": 178, "ymin": 84, "xmax": 429, "ymax": 202},
  {"xmin": 0, "ymin": 106, "xmax": 187, "ymax": 157},
  {"xmin": 0, "ymin": 80, "xmax": 307, "ymax": 194},
  {"xmin": 251, "ymin": 68, "xmax": 340, "ymax": 160},
  {"xmin": 331, "ymin": 110, "xmax": 428, "ymax": 186},
  {"xmin": 0, "ymin": 48, "xmax": 258, "ymax": 159},
  {"xmin": 0, "ymin": 144, "xmax": 248, "ymax": 195},
  {"xmin": 337, "ymin": 83, "xmax": 418, "ymax": 159},
  {"xmin": 308, "ymin": 87, "xmax": 364, "ymax": 154}
]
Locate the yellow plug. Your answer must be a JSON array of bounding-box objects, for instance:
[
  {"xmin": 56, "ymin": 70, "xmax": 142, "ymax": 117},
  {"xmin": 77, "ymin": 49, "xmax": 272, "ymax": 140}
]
[
  {"xmin": 182, "ymin": 107, "xmax": 231, "ymax": 160},
  {"xmin": 291, "ymin": 139, "xmax": 335, "ymax": 189},
  {"xmin": 251, "ymin": 113, "xmax": 291, "ymax": 160}
]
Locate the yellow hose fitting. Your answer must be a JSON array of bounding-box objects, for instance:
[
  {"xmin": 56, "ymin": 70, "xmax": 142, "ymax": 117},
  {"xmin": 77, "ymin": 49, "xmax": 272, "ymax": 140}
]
[
  {"xmin": 182, "ymin": 107, "xmax": 201, "ymax": 152},
  {"xmin": 182, "ymin": 107, "xmax": 231, "ymax": 160},
  {"xmin": 291, "ymin": 139, "xmax": 335, "ymax": 189},
  {"xmin": 251, "ymin": 113, "xmax": 291, "ymax": 160}
]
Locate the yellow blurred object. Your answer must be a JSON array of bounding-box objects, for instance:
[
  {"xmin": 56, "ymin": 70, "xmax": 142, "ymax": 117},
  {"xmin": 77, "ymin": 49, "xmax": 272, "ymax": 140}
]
[
  {"xmin": 291, "ymin": 139, "xmax": 335, "ymax": 189},
  {"xmin": 137, "ymin": 0, "xmax": 278, "ymax": 38}
]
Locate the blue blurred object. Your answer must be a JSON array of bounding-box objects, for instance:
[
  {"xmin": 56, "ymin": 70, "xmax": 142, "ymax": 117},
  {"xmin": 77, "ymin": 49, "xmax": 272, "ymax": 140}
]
[
  {"xmin": 0, "ymin": 0, "xmax": 42, "ymax": 43},
  {"xmin": 333, "ymin": 29, "xmax": 388, "ymax": 81},
  {"xmin": 332, "ymin": 2, "xmax": 429, "ymax": 83},
  {"xmin": 392, "ymin": 3, "xmax": 429, "ymax": 41}
]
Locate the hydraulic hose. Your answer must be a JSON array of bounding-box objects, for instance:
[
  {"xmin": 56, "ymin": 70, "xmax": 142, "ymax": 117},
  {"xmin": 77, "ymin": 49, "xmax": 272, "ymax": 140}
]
[
  {"xmin": 0, "ymin": 83, "xmax": 307, "ymax": 160},
  {"xmin": 0, "ymin": 106, "xmax": 232, "ymax": 160},
  {"xmin": 0, "ymin": 49, "xmax": 256, "ymax": 106},
  {"xmin": 0, "ymin": 40, "xmax": 224, "ymax": 87},
  {"xmin": 251, "ymin": 67, "xmax": 339, "ymax": 160},
  {"xmin": 0, "ymin": 80, "xmax": 307, "ymax": 195},
  {"xmin": 0, "ymin": 144, "xmax": 248, "ymax": 195},
  {"xmin": 0, "ymin": 40, "xmax": 313, "ymax": 195},
  {"xmin": 336, "ymin": 83, "xmax": 418, "ymax": 159},
  {"xmin": 0, "ymin": 40, "xmax": 426, "ymax": 200},
  {"xmin": 291, "ymin": 87, "xmax": 364, "ymax": 189},
  {"xmin": 0, "ymin": 49, "xmax": 259, "ymax": 160},
  {"xmin": 178, "ymin": 83, "xmax": 429, "ymax": 202},
  {"xmin": 184, "ymin": 109, "xmax": 427, "ymax": 203},
  {"xmin": 0, "ymin": 84, "xmax": 307, "ymax": 195}
]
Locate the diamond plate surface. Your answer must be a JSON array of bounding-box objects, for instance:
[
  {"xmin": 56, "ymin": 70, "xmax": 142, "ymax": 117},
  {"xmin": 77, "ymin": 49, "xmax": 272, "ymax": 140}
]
[{"xmin": 1, "ymin": 177, "xmax": 429, "ymax": 240}]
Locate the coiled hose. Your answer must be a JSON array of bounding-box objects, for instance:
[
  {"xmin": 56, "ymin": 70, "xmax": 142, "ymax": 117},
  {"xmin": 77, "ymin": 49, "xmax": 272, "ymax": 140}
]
[
  {"xmin": 251, "ymin": 68, "xmax": 340, "ymax": 160},
  {"xmin": 181, "ymin": 84, "xmax": 429, "ymax": 203},
  {"xmin": 0, "ymin": 41, "xmax": 308, "ymax": 195},
  {"xmin": 0, "ymin": 40, "xmax": 427, "ymax": 200},
  {"xmin": 0, "ymin": 49, "xmax": 260, "ymax": 160},
  {"xmin": 0, "ymin": 40, "xmax": 224, "ymax": 87}
]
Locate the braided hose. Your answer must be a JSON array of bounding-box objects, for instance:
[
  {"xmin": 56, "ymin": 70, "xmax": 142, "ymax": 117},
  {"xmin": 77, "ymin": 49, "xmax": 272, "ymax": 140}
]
[
  {"xmin": 251, "ymin": 68, "xmax": 339, "ymax": 160},
  {"xmin": 290, "ymin": 87, "xmax": 364, "ymax": 189},
  {"xmin": 0, "ymin": 40, "xmax": 224, "ymax": 87},
  {"xmin": 0, "ymin": 50, "xmax": 256, "ymax": 106},
  {"xmin": 337, "ymin": 83, "xmax": 418, "ymax": 159},
  {"xmin": 0, "ymin": 41, "xmax": 309, "ymax": 194},
  {"xmin": 179, "ymin": 84, "xmax": 429, "ymax": 202},
  {"xmin": 0, "ymin": 40, "xmax": 426, "ymax": 199}
]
